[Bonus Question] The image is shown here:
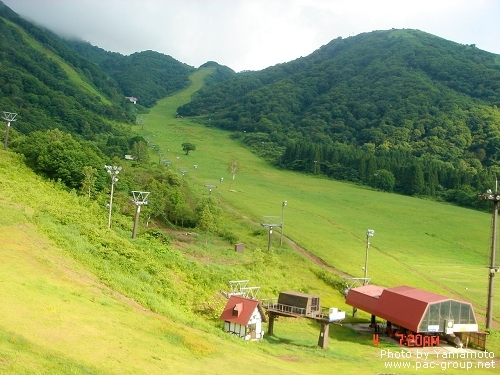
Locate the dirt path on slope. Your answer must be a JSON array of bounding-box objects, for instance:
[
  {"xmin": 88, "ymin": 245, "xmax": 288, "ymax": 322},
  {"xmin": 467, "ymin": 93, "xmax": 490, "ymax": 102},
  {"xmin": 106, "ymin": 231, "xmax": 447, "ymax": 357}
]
[{"xmin": 284, "ymin": 236, "xmax": 353, "ymax": 279}]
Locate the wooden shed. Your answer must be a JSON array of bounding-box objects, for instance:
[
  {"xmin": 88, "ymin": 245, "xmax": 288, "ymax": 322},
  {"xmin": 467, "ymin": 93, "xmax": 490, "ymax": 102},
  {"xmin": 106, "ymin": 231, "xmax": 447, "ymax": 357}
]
[{"xmin": 277, "ymin": 291, "xmax": 321, "ymax": 317}]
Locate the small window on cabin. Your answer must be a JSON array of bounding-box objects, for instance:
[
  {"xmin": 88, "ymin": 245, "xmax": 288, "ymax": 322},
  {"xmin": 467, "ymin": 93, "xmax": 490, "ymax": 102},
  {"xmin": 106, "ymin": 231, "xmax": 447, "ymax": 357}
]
[{"xmin": 232, "ymin": 303, "xmax": 243, "ymax": 316}]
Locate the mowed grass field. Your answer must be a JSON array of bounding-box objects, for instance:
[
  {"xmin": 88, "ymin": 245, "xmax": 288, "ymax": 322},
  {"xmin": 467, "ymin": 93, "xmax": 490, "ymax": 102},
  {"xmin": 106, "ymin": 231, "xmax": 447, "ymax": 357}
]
[{"xmin": 138, "ymin": 68, "xmax": 498, "ymax": 326}]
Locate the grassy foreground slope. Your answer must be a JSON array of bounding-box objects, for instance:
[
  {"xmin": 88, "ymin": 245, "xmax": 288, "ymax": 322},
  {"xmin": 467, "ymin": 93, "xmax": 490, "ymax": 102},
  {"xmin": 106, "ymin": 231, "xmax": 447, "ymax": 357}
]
[{"xmin": 0, "ymin": 151, "xmax": 374, "ymax": 375}]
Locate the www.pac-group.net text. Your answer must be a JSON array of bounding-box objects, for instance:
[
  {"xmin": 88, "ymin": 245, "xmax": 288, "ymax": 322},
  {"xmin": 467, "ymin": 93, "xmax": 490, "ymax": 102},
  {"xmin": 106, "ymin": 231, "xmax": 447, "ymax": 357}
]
[{"xmin": 380, "ymin": 348, "xmax": 496, "ymax": 371}]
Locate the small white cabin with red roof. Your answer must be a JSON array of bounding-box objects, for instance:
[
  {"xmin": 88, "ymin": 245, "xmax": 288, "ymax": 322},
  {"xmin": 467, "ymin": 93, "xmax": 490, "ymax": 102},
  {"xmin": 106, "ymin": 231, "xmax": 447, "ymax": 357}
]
[{"xmin": 219, "ymin": 296, "xmax": 266, "ymax": 340}]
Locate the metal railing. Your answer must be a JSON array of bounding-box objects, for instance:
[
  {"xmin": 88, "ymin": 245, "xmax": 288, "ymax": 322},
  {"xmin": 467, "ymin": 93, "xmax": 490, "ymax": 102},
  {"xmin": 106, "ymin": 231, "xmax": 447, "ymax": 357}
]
[
  {"xmin": 261, "ymin": 299, "xmax": 318, "ymax": 318},
  {"xmin": 260, "ymin": 299, "xmax": 344, "ymax": 322}
]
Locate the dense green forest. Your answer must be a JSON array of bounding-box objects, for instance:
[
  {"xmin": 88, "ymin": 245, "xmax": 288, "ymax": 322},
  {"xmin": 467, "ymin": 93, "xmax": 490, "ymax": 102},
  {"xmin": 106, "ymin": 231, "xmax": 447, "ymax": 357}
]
[
  {"xmin": 178, "ymin": 29, "xmax": 500, "ymax": 207},
  {"xmin": 65, "ymin": 40, "xmax": 197, "ymax": 107},
  {"xmin": 0, "ymin": 2, "xmax": 207, "ymax": 229}
]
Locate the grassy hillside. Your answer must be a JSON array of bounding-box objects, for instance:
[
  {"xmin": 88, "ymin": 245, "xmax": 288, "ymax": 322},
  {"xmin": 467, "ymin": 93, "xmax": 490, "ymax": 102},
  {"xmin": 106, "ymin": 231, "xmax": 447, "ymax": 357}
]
[
  {"xmin": 1, "ymin": 69, "xmax": 499, "ymax": 374},
  {"xmin": 0, "ymin": 151, "xmax": 352, "ymax": 374},
  {"xmin": 140, "ymin": 70, "xmax": 499, "ymax": 325}
]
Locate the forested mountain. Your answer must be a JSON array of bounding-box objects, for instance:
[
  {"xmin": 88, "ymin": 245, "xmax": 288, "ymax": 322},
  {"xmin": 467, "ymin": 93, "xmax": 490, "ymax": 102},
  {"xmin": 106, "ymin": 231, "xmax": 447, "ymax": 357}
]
[
  {"xmin": 177, "ymin": 29, "xmax": 500, "ymax": 206},
  {"xmin": 198, "ymin": 61, "xmax": 236, "ymax": 87},
  {"xmin": 65, "ymin": 40, "xmax": 196, "ymax": 107},
  {"xmin": 0, "ymin": 1, "xmax": 134, "ymax": 138},
  {"xmin": 0, "ymin": 2, "xmax": 211, "ymax": 229}
]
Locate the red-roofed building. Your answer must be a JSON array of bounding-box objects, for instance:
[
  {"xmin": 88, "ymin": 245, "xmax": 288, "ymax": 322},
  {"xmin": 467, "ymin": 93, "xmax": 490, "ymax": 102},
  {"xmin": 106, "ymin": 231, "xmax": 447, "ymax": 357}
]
[
  {"xmin": 219, "ymin": 296, "xmax": 267, "ymax": 340},
  {"xmin": 346, "ymin": 285, "xmax": 478, "ymax": 333}
]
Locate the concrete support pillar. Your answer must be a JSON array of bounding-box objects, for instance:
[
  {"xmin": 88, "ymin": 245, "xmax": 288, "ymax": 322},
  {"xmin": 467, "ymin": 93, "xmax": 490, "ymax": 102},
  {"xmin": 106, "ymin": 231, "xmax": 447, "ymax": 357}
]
[
  {"xmin": 268, "ymin": 313, "xmax": 275, "ymax": 336},
  {"xmin": 318, "ymin": 323, "xmax": 330, "ymax": 349}
]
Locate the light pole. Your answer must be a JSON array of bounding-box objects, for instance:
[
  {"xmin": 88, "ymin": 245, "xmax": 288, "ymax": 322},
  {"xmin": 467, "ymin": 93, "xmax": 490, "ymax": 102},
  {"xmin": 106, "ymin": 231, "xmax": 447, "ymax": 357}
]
[
  {"xmin": 105, "ymin": 165, "xmax": 121, "ymax": 229},
  {"xmin": 2, "ymin": 111, "xmax": 17, "ymax": 150},
  {"xmin": 479, "ymin": 189, "xmax": 500, "ymax": 329},
  {"xmin": 131, "ymin": 191, "xmax": 149, "ymax": 239},
  {"xmin": 363, "ymin": 229, "xmax": 375, "ymax": 285},
  {"xmin": 280, "ymin": 200, "xmax": 287, "ymax": 245}
]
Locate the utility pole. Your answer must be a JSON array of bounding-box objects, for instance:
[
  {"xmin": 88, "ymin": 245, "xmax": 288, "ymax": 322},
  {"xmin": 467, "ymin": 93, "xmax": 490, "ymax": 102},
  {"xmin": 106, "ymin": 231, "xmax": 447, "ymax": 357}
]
[
  {"xmin": 105, "ymin": 165, "xmax": 122, "ymax": 229},
  {"xmin": 479, "ymin": 188, "xmax": 500, "ymax": 329},
  {"xmin": 131, "ymin": 191, "xmax": 149, "ymax": 239},
  {"xmin": 2, "ymin": 111, "xmax": 17, "ymax": 150}
]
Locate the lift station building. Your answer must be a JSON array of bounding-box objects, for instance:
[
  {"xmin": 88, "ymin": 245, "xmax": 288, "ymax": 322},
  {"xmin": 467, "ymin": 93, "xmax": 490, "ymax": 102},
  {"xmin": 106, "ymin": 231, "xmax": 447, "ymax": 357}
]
[{"xmin": 345, "ymin": 285, "xmax": 478, "ymax": 334}]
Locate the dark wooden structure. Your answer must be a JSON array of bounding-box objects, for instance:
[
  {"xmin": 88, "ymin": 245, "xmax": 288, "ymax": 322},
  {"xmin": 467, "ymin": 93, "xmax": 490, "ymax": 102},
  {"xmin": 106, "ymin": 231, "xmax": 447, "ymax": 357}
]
[{"xmin": 277, "ymin": 291, "xmax": 320, "ymax": 316}]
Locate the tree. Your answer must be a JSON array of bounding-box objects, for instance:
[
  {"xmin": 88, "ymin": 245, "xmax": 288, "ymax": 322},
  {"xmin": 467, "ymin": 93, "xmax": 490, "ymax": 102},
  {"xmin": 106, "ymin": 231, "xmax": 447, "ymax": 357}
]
[
  {"xmin": 182, "ymin": 142, "xmax": 196, "ymax": 155},
  {"xmin": 80, "ymin": 166, "xmax": 98, "ymax": 198},
  {"xmin": 370, "ymin": 169, "xmax": 395, "ymax": 192},
  {"xmin": 132, "ymin": 141, "xmax": 149, "ymax": 162},
  {"xmin": 173, "ymin": 203, "xmax": 193, "ymax": 228},
  {"xmin": 197, "ymin": 205, "xmax": 216, "ymax": 244},
  {"xmin": 15, "ymin": 129, "xmax": 104, "ymax": 190},
  {"xmin": 402, "ymin": 163, "xmax": 425, "ymax": 195},
  {"xmin": 195, "ymin": 197, "xmax": 220, "ymax": 244},
  {"xmin": 227, "ymin": 156, "xmax": 240, "ymax": 181}
]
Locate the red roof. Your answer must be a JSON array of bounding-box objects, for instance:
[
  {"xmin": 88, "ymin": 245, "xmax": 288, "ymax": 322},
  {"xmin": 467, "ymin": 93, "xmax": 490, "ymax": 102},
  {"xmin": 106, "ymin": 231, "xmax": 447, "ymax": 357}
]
[
  {"xmin": 346, "ymin": 285, "xmax": 454, "ymax": 332},
  {"xmin": 219, "ymin": 296, "xmax": 263, "ymax": 325},
  {"xmin": 345, "ymin": 284, "xmax": 384, "ymax": 313}
]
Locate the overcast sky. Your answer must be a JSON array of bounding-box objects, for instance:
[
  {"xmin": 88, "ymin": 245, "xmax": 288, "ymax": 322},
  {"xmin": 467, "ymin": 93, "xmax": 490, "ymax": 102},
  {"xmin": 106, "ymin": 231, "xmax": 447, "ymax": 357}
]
[{"xmin": 3, "ymin": 0, "xmax": 500, "ymax": 72}]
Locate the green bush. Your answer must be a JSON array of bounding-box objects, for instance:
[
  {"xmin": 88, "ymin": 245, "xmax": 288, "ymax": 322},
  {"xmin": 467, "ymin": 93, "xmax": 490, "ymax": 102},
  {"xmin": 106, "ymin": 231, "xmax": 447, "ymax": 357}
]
[{"xmin": 218, "ymin": 229, "xmax": 239, "ymax": 244}]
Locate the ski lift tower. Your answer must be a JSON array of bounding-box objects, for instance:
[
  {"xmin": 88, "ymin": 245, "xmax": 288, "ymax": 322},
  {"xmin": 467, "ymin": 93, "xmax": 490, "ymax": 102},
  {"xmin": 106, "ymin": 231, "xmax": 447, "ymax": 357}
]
[
  {"xmin": 131, "ymin": 191, "xmax": 150, "ymax": 239},
  {"xmin": 204, "ymin": 180, "xmax": 218, "ymax": 195},
  {"xmin": 2, "ymin": 111, "xmax": 17, "ymax": 150},
  {"xmin": 220, "ymin": 280, "xmax": 260, "ymax": 300},
  {"xmin": 179, "ymin": 167, "xmax": 188, "ymax": 178},
  {"xmin": 262, "ymin": 216, "xmax": 282, "ymax": 251}
]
